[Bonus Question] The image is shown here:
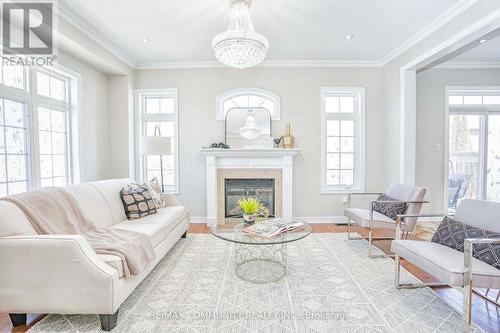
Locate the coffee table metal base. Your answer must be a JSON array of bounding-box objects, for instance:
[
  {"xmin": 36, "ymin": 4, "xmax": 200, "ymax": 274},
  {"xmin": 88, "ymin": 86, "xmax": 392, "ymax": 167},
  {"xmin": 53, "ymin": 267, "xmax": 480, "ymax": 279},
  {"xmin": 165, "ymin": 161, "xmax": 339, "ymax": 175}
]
[{"xmin": 234, "ymin": 242, "xmax": 287, "ymax": 284}]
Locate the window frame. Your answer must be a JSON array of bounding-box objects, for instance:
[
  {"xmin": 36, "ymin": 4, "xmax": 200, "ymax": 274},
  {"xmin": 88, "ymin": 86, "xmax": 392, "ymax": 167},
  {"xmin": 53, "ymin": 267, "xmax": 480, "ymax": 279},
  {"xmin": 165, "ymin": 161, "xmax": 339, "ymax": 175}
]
[
  {"xmin": 216, "ymin": 87, "xmax": 280, "ymax": 121},
  {"xmin": 320, "ymin": 87, "xmax": 365, "ymax": 194},
  {"xmin": 134, "ymin": 88, "xmax": 179, "ymax": 194},
  {"xmin": 0, "ymin": 65, "xmax": 80, "ymax": 194}
]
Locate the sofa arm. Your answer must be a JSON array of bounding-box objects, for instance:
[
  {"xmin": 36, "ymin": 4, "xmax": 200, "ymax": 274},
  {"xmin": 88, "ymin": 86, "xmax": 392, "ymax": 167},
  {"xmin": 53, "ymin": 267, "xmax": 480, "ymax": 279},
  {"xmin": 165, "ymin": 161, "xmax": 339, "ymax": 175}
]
[
  {"xmin": 162, "ymin": 193, "xmax": 182, "ymax": 206},
  {"xmin": 0, "ymin": 235, "xmax": 120, "ymax": 314}
]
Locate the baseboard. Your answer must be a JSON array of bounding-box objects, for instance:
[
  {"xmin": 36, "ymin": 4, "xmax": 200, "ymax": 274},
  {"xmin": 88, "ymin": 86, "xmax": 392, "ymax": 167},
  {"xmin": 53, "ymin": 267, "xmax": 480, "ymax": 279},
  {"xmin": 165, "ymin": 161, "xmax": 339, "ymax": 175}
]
[{"xmin": 189, "ymin": 216, "xmax": 347, "ymax": 224}]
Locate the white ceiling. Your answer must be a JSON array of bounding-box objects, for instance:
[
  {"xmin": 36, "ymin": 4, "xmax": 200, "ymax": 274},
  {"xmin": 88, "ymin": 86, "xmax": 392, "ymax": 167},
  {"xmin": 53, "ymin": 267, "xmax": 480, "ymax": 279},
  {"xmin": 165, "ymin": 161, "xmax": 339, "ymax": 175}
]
[
  {"xmin": 453, "ymin": 36, "xmax": 500, "ymax": 62},
  {"xmin": 60, "ymin": 0, "xmax": 461, "ymax": 67}
]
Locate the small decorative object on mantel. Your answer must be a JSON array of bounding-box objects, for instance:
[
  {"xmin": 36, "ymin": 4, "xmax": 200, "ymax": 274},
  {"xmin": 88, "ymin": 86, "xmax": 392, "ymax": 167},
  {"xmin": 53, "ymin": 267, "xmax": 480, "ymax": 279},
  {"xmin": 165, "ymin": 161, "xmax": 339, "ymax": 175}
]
[
  {"xmin": 282, "ymin": 124, "xmax": 295, "ymax": 149},
  {"xmin": 238, "ymin": 197, "xmax": 260, "ymax": 226},
  {"xmin": 273, "ymin": 136, "xmax": 283, "ymax": 148},
  {"xmin": 209, "ymin": 142, "xmax": 230, "ymax": 149}
]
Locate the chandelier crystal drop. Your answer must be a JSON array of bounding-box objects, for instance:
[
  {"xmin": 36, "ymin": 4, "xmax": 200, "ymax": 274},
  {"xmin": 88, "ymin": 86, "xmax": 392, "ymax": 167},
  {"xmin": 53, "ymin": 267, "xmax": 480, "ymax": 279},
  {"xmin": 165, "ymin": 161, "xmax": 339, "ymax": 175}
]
[{"xmin": 212, "ymin": 0, "xmax": 269, "ymax": 69}]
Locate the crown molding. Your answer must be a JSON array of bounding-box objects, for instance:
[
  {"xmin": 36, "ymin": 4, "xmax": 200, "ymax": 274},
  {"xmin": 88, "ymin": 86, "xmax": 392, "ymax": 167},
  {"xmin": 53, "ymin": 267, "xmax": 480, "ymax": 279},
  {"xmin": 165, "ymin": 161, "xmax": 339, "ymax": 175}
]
[
  {"xmin": 380, "ymin": 0, "xmax": 479, "ymax": 66},
  {"xmin": 435, "ymin": 61, "xmax": 500, "ymax": 69},
  {"xmin": 135, "ymin": 59, "xmax": 382, "ymax": 70},
  {"xmin": 57, "ymin": 2, "xmax": 137, "ymax": 69}
]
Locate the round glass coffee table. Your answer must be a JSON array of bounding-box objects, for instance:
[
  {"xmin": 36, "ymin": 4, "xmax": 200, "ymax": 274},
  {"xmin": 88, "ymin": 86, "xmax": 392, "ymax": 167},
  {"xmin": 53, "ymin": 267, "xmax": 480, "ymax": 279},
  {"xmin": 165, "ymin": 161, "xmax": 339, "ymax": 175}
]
[{"xmin": 210, "ymin": 218, "xmax": 312, "ymax": 284}]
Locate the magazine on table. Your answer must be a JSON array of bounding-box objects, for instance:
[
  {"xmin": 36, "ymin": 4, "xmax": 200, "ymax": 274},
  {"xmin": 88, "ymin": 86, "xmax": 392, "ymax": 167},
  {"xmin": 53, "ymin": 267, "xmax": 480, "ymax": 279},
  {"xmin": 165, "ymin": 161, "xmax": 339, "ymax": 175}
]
[{"xmin": 242, "ymin": 218, "xmax": 305, "ymax": 238}]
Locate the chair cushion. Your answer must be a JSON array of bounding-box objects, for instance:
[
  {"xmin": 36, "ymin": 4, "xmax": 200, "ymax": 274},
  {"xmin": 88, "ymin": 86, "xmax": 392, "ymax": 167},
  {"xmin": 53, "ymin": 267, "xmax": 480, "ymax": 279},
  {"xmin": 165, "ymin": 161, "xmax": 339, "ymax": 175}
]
[
  {"xmin": 344, "ymin": 208, "xmax": 401, "ymax": 229},
  {"xmin": 391, "ymin": 240, "xmax": 500, "ymax": 288},
  {"xmin": 431, "ymin": 216, "xmax": 500, "ymax": 269},
  {"xmin": 372, "ymin": 194, "xmax": 407, "ymax": 220},
  {"xmin": 111, "ymin": 206, "xmax": 188, "ymax": 247},
  {"xmin": 455, "ymin": 199, "xmax": 500, "ymax": 233}
]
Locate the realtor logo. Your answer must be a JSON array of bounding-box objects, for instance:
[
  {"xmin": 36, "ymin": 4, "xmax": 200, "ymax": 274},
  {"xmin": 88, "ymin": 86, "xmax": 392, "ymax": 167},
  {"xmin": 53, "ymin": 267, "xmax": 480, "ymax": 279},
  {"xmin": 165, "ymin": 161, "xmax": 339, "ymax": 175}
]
[{"xmin": 2, "ymin": 1, "xmax": 53, "ymax": 55}]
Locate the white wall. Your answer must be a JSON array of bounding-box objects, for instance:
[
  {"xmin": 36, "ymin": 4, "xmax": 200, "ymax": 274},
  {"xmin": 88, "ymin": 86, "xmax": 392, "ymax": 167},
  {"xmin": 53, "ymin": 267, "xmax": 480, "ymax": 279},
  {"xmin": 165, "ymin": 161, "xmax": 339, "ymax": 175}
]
[
  {"xmin": 56, "ymin": 51, "xmax": 111, "ymax": 181},
  {"xmin": 416, "ymin": 67, "xmax": 500, "ymax": 212},
  {"xmin": 135, "ymin": 67, "xmax": 389, "ymax": 218}
]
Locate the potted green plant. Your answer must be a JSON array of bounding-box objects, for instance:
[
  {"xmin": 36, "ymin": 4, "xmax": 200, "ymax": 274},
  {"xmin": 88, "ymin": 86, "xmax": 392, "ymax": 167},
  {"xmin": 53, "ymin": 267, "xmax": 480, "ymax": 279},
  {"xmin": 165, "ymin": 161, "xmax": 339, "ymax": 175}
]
[{"xmin": 238, "ymin": 197, "xmax": 260, "ymax": 226}]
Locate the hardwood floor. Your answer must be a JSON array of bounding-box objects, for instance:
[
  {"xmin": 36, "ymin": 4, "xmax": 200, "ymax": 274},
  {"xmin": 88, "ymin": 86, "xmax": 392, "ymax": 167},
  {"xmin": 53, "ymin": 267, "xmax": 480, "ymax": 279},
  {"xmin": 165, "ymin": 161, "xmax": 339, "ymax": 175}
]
[{"xmin": 1, "ymin": 224, "xmax": 498, "ymax": 333}]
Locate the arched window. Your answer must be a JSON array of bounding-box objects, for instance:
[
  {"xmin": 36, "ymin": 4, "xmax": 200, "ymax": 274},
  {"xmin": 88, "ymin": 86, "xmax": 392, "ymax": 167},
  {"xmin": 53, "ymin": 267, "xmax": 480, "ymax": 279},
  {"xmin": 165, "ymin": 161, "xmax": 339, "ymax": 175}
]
[{"xmin": 216, "ymin": 88, "xmax": 280, "ymax": 121}]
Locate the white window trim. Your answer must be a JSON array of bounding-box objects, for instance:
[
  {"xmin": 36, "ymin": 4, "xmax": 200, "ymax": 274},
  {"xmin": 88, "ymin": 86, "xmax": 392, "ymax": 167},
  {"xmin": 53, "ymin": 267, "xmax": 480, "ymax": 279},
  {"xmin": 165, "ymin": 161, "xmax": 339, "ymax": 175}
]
[
  {"xmin": 444, "ymin": 86, "xmax": 500, "ymax": 209},
  {"xmin": 320, "ymin": 87, "xmax": 365, "ymax": 194},
  {"xmin": 215, "ymin": 87, "xmax": 280, "ymax": 121},
  {"xmin": 0, "ymin": 65, "xmax": 81, "ymax": 192},
  {"xmin": 134, "ymin": 88, "xmax": 179, "ymax": 194}
]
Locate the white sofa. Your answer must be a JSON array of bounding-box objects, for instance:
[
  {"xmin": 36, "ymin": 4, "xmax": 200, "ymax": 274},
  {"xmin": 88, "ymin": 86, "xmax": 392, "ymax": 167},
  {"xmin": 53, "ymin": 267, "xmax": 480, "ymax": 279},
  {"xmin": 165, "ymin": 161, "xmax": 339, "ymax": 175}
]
[{"xmin": 0, "ymin": 179, "xmax": 190, "ymax": 331}]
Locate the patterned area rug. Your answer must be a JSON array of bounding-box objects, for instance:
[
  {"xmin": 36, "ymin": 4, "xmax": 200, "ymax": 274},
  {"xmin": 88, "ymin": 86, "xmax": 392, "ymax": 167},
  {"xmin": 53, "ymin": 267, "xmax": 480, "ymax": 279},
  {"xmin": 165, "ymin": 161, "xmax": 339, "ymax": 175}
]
[{"xmin": 29, "ymin": 233, "xmax": 481, "ymax": 333}]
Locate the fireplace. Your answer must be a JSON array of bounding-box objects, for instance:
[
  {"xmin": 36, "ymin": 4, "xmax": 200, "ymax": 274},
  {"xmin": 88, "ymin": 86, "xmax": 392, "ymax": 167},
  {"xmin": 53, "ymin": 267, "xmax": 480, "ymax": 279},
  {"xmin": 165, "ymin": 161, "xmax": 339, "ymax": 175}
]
[{"xmin": 224, "ymin": 178, "xmax": 275, "ymax": 218}]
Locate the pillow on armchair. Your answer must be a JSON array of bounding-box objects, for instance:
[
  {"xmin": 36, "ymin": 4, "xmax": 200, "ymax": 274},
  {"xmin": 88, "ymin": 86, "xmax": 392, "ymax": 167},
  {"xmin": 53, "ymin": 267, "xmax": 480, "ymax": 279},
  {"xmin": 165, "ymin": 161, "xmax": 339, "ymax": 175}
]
[{"xmin": 372, "ymin": 194, "xmax": 408, "ymax": 221}]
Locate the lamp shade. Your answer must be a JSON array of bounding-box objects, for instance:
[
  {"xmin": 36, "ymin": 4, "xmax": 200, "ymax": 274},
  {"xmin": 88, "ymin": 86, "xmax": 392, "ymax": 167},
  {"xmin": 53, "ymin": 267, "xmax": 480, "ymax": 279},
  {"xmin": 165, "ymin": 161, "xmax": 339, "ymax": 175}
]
[{"xmin": 139, "ymin": 136, "xmax": 172, "ymax": 155}]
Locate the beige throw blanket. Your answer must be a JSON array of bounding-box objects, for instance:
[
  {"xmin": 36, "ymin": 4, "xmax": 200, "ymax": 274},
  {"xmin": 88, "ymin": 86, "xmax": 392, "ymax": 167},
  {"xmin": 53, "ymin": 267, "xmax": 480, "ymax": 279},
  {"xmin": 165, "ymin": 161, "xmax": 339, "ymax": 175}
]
[{"xmin": 1, "ymin": 187, "xmax": 156, "ymax": 277}]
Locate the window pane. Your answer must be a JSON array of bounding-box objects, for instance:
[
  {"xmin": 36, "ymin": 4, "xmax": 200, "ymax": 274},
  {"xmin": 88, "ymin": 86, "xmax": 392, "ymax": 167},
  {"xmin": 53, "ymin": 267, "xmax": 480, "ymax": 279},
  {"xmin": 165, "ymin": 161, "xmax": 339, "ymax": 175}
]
[
  {"xmin": 232, "ymin": 95, "xmax": 248, "ymax": 107},
  {"xmin": 463, "ymin": 96, "xmax": 482, "ymax": 104},
  {"xmin": 4, "ymin": 100, "xmax": 24, "ymax": 127},
  {"xmin": 5, "ymin": 127, "xmax": 25, "ymax": 154},
  {"xmin": 325, "ymin": 96, "xmax": 340, "ymax": 113},
  {"xmin": 483, "ymin": 96, "xmax": 500, "ymax": 105},
  {"xmin": 449, "ymin": 95, "xmax": 463, "ymax": 105},
  {"xmin": 2, "ymin": 66, "xmax": 24, "ymax": 90},
  {"xmin": 53, "ymin": 177, "xmax": 67, "ymax": 186},
  {"xmin": 340, "ymin": 120, "xmax": 354, "ymax": 136},
  {"xmin": 8, "ymin": 181, "xmax": 27, "ymax": 194},
  {"xmin": 164, "ymin": 170, "xmax": 175, "ymax": 186},
  {"xmin": 340, "ymin": 170, "xmax": 354, "ymax": 185},
  {"xmin": 163, "ymin": 155, "xmax": 174, "ymax": 169},
  {"xmin": 448, "ymin": 115, "xmax": 481, "ymax": 204},
  {"xmin": 326, "ymin": 120, "xmax": 340, "ymax": 136},
  {"xmin": 50, "ymin": 76, "xmax": 66, "ymax": 101},
  {"xmin": 37, "ymin": 72, "xmax": 50, "ymax": 97},
  {"xmin": 160, "ymin": 98, "xmax": 175, "ymax": 113},
  {"xmin": 340, "ymin": 96, "xmax": 354, "ymax": 113},
  {"xmin": 41, "ymin": 178, "xmax": 53, "ymax": 187},
  {"xmin": 38, "ymin": 107, "xmax": 51, "ymax": 130},
  {"xmin": 340, "ymin": 153, "xmax": 354, "ymax": 169},
  {"xmin": 0, "ymin": 155, "xmax": 6, "ymax": 182},
  {"xmin": 146, "ymin": 121, "xmax": 174, "ymax": 137},
  {"xmin": 52, "ymin": 155, "xmax": 66, "ymax": 176},
  {"xmin": 341, "ymin": 137, "xmax": 354, "ymax": 153},
  {"xmin": 0, "ymin": 183, "xmax": 6, "ymax": 196},
  {"xmin": 326, "ymin": 170, "xmax": 340, "ymax": 185},
  {"xmin": 146, "ymin": 155, "xmax": 161, "ymax": 170},
  {"xmin": 326, "ymin": 153, "xmax": 340, "ymax": 169},
  {"xmin": 52, "ymin": 132, "xmax": 67, "ymax": 154},
  {"xmin": 40, "ymin": 155, "xmax": 52, "ymax": 178},
  {"xmin": 51, "ymin": 110, "xmax": 66, "ymax": 132},
  {"xmin": 39, "ymin": 131, "xmax": 52, "ymax": 154},
  {"xmin": 145, "ymin": 98, "xmax": 160, "ymax": 114},
  {"xmin": 7, "ymin": 155, "xmax": 26, "ymax": 181},
  {"xmin": 326, "ymin": 137, "xmax": 340, "ymax": 153},
  {"xmin": 0, "ymin": 128, "xmax": 3, "ymax": 153},
  {"xmin": 487, "ymin": 115, "xmax": 500, "ymax": 201}
]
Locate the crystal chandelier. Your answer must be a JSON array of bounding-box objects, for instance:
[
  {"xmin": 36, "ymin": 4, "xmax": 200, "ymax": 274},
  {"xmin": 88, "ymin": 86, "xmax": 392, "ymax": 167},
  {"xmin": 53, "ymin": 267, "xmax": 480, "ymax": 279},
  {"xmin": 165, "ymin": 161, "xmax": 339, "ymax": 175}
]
[{"xmin": 212, "ymin": 0, "xmax": 269, "ymax": 69}]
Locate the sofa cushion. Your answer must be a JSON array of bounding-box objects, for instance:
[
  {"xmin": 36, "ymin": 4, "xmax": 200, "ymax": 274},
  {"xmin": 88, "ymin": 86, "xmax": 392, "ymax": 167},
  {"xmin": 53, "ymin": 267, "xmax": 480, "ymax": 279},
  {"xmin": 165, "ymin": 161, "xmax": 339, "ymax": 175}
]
[
  {"xmin": 120, "ymin": 184, "xmax": 157, "ymax": 220},
  {"xmin": 111, "ymin": 206, "xmax": 188, "ymax": 247},
  {"xmin": 88, "ymin": 179, "xmax": 132, "ymax": 223},
  {"xmin": 0, "ymin": 201, "xmax": 36, "ymax": 237},
  {"xmin": 64, "ymin": 184, "xmax": 114, "ymax": 228},
  {"xmin": 391, "ymin": 240, "xmax": 500, "ymax": 288},
  {"xmin": 372, "ymin": 194, "xmax": 407, "ymax": 220},
  {"xmin": 431, "ymin": 216, "xmax": 500, "ymax": 269}
]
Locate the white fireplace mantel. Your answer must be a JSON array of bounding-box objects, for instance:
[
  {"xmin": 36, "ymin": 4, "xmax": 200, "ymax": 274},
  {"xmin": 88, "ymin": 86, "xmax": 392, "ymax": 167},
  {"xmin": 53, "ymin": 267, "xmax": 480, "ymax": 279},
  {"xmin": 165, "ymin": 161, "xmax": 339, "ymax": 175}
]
[{"xmin": 200, "ymin": 148, "xmax": 300, "ymax": 226}]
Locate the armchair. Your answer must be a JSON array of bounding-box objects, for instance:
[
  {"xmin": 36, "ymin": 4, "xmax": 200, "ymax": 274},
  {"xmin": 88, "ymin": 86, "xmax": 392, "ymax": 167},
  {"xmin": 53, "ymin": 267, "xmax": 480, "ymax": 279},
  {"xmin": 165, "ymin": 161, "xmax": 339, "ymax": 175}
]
[
  {"xmin": 344, "ymin": 183, "xmax": 427, "ymax": 258},
  {"xmin": 391, "ymin": 199, "xmax": 500, "ymax": 329}
]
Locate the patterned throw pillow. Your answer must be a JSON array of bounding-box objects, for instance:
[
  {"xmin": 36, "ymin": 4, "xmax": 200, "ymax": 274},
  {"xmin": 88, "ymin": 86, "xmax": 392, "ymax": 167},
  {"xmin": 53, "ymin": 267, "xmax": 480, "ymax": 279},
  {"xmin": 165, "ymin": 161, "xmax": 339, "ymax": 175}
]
[
  {"xmin": 431, "ymin": 216, "xmax": 500, "ymax": 269},
  {"xmin": 120, "ymin": 184, "xmax": 157, "ymax": 220},
  {"xmin": 146, "ymin": 177, "xmax": 163, "ymax": 209},
  {"xmin": 372, "ymin": 194, "xmax": 408, "ymax": 220}
]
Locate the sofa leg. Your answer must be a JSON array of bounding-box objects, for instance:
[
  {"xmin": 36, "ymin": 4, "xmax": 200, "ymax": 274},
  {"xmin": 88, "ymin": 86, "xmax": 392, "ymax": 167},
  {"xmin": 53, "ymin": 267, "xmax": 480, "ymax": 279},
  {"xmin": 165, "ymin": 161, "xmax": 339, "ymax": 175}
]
[
  {"xmin": 9, "ymin": 313, "xmax": 27, "ymax": 327},
  {"xmin": 181, "ymin": 231, "xmax": 187, "ymax": 238},
  {"xmin": 99, "ymin": 309, "xmax": 119, "ymax": 331}
]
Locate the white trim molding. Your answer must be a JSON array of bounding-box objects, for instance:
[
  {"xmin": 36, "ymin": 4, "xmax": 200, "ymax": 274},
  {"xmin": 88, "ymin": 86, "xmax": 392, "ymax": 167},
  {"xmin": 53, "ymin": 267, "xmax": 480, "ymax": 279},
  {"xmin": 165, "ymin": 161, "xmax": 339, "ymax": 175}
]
[{"xmin": 436, "ymin": 61, "xmax": 500, "ymax": 69}]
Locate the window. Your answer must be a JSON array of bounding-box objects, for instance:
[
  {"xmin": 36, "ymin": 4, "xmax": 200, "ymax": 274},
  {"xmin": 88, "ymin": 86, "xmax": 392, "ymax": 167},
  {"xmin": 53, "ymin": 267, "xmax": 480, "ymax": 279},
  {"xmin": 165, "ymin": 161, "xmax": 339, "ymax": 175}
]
[
  {"xmin": 446, "ymin": 87, "xmax": 500, "ymax": 209},
  {"xmin": 216, "ymin": 88, "xmax": 280, "ymax": 121},
  {"xmin": 320, "ymin": 87, "xmax": 365, "ymax": 193},
  {"xmin": 135, "ymin": 89, "xmax": 179, "ymax": 193},
  {"xmin": 0, "ymin": 65, "xmax": 78, "ymax": 195}
]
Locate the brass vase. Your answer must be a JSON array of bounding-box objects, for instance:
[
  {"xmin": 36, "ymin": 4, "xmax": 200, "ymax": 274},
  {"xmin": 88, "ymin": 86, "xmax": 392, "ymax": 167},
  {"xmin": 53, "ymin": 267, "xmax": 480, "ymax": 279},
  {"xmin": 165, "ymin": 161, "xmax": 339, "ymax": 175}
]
[{"xmin": 282, "ymin": 124, "xmax": 295, "ymax": 149}]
